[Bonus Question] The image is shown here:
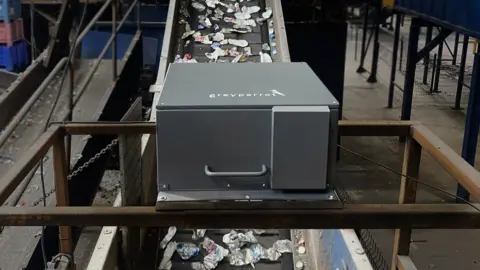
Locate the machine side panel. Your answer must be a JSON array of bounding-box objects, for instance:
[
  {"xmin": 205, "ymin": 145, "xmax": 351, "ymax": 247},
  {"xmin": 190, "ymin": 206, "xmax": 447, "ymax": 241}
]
[
  {"xmin": 271, "ymin": 106, "xmax": 330, "ymax": 190},
  {"xmin": 328, "ymin": 108, "xmax": 339, "ymax": 187}
]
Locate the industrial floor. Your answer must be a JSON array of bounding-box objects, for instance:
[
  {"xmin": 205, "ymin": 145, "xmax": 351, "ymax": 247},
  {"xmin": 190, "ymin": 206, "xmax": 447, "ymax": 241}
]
[{"xmin": 341, "ymin": 25, "xmax": 480, "ymax": 269}]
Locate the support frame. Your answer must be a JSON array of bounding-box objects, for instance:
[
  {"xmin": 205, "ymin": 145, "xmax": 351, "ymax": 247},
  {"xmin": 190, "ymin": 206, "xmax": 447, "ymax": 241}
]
[{"xmin": 0, "ymin": 120, "xmax": 479, "ymax": 270}]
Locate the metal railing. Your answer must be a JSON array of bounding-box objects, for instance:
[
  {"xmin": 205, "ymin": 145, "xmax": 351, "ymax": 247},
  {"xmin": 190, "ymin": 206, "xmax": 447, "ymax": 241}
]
[
  {"xmin": 0, "ymin": 0, "xmax": 142, "ymax": 227},
  {"xmin": 0, "ymin": 0, "xmax": 141, "ymax": 150}
]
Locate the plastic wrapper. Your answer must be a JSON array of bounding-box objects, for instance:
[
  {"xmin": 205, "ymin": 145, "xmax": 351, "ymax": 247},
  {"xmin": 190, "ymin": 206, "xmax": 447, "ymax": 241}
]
[
  {"xmin": 206, "ymin": 47, "xmax": 226, "ymax": 60},
  {"xmin": 260, "ymin": 52, "xmax": 272, "ymax": 63},
  {"xmin": 158, "ymin": 241, "xmax": 176, "ymax": 270},
  {"xmin": 243, "ymin": 47, "xmax": 252, "ymax": 56},
  {"xmin": 222, "ymin": 28, "xmax": 249, "ymax": 34},
  {"xmin": 273, "ymin": 239, "xmax": 293, "ymax": 253},
  {"xmin": 214, "ymin": 7, "xmax": 224, "ymax": 16},
  {"xmin": 228, "ymin": 248, "xmax": 255, "ymax": 266},
  {"xmin": 234, "ymin": 11, "xmax": 251, "ymax": 20},
  {"xmin": 160, "ymin": 226, "xmax": 177, "ymax": 249},
  {"xmin": 233, "ymin": 18, "xmax": 256, "ymax": 28},
  {"xmin": 194, "ymin": 32, "xmax": 213, "ymax": 44},
  {"xmin": 176, "ymin": 242, "xmax": 200, "ymax": 260},
  {"xmin": 199, "ymin": 237, "xmax": 229, "ymax": 270},
  {"xmin": 261, "ymin": 43, "xmax": 270, "ymax": 51},
  {"xmin": 262, "ymin": 7, "xmax": 273, "ymax": 19},
  {"xmin": 226, "ymin": 46, "xmax": 240, "ymax": 57},
  {"xmin": 191, "ymin": 1, "xmax": 206, "ymax": 11},
  {"xmin": 246, "ymin": 6, "xmax": 260, "ymax": 14},
  {"xmin": 174, "ymin": 54, "xmax": 198, "ymax": 63},
  {"xmin": 222, "ymin": 230, "xmax": 258, "ymax": 251},
  {"xmin": 212, "ymin": 32, "xmax": 225, "ymax": 42},
  {"xmin": 228, "ymin": 39, "xmax": 248, "ymax": 47},
  {"xmin": 191, "ymin": 262, "xmax": 207, "ymax": 270}
]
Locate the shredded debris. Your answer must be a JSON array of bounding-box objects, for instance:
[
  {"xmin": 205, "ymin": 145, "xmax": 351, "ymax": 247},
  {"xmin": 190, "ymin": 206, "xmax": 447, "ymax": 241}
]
[
  {"xmin": 176, "ymin": 242, "xmax": 200, "ymax": 260},
  {"xmin": 157, "ymin": 227, "xmax": 293, "ymax": 269},
  {"xmin": 177, "ymin": 0, "xmax": 276, "ymax": 63},
  {"xmin": 160, "ymin": 226, "xmax": 177, "ymax": 249}
]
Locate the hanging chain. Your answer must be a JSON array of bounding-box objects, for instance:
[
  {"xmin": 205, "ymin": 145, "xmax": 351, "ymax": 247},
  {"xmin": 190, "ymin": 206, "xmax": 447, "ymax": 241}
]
[{"xmin": 31, "ymin": 139, "xmax": 119, "ymax": 207}]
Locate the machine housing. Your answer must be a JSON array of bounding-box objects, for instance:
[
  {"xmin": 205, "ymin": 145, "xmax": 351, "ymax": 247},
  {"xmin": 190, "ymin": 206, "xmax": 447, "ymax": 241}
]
[{"xmin": 155, "ymin": 62, "xmax": 339, "ymax": 202}]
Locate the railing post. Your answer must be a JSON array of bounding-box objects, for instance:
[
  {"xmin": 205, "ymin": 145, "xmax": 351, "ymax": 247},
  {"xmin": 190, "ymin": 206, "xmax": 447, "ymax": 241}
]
[
  {"xmin": 391, "ymin": 136, "xmax": 421, "ymax": 270},
  {"xmin": 52, "ymin": 130, "xmax": 73, "ymax": 255},
  {"xmin": 112, "ymin": 0, "xmax": 117, "ymax": 80}
]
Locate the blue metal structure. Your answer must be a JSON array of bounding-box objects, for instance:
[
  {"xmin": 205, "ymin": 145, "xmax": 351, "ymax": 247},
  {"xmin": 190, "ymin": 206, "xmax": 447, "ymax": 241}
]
[{"xmin": 380, "ymin": 0, "xmax": 480, "ymax": 201}]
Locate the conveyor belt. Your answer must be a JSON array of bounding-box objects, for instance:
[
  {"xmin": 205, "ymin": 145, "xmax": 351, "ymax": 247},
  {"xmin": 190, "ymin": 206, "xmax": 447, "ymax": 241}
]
[
  {"xmin": 170, "ymin": 0, "xmax": 276, "ymax": 63},
  {"xmin": 170, "ymin": 229, "xmax": 292, "ymax": 270},
  {"xmin": 147, "ymin": 0, "xmax": 294, "ymax": 269}
]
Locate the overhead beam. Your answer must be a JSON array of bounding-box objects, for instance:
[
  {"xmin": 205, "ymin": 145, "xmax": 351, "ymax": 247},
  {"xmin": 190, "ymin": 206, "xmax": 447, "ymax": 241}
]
[{"xmin": 0, "ymin": 204, "xmax": 479, "ymax": 229}]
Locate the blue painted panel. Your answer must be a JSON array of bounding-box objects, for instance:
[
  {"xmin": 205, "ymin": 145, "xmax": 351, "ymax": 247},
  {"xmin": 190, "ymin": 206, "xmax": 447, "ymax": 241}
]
[
  {"xmin": 81, "ymin": 31, "xmax": 133, "ymax": 59},
  {"xmin": 80, "ymin": 30, "xmax": 162, "ymax": 67},
  {"xmin": 127, "ymin": 5, "xmax": 168, "ymax": 23},
  {"xmin": 395, "ymin": 0, "xmax": 480, "ymax": 33}
]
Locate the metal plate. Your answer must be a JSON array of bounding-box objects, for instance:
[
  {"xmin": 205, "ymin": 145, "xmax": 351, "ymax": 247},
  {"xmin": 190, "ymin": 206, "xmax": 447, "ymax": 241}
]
[{"xmin": 155, "ymin": 189, "xmax": 342, "ymax": 210}]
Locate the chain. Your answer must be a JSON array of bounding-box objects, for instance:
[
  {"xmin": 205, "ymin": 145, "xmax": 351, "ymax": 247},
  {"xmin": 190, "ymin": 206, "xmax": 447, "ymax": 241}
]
[{"xmin": 31, "ymin": 139, "xmax": 119, "ymax": 207}]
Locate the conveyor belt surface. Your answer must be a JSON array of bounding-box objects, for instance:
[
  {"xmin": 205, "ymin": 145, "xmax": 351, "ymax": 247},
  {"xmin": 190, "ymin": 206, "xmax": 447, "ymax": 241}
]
[
  {"xmin": 171, "ymin": 0, "xmax": 276, "ymax": 63},
  {"xmin": 157, "ymin": 229, "xmax": 294, "ymax": 270}
]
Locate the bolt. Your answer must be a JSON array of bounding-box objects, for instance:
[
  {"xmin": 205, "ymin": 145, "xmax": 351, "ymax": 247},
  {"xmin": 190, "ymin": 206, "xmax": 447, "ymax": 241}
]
[
  {"xmin": 162, "ymin": 185, "xmax": 167, "ymax": 189},
  {"xmin": 227, "ymin": 184, "xmax": 231, "ymax": 188},
  {"xmin": 328, "ymin": 195, "xmax": 334, "ymax": 200},
  {"xmin": 245, "ymin": 195, "xmax": 250, "ymax": 200},
  {"xmin": 262, "ymin": 184, "xmax": 266, "ymax": 188},
  {"xmin": 159, "ymin": 196, "xmax": 167, "ymax": 201}
]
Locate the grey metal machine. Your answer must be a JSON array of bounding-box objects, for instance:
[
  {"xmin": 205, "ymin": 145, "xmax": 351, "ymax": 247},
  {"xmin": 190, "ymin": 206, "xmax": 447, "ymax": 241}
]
[{"xmin": 155, "ymin": 62, "xmax": 340, "ymax": 205}]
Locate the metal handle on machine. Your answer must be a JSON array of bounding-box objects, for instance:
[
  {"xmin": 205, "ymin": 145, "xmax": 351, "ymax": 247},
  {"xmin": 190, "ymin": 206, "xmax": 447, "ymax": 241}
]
[{"xmin": 204, "ymin": 165, "xmax": 268, "ymax": 177}]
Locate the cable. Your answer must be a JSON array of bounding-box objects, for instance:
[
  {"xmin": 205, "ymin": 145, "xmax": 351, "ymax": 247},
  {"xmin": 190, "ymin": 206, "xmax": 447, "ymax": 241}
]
[
  {"xmin": 337, "ymin": 144, "xmax": 480, "ymax": 212},
  {"xmin": 38, "ymin": 1, "xmax": 90, "ymax": 268}
]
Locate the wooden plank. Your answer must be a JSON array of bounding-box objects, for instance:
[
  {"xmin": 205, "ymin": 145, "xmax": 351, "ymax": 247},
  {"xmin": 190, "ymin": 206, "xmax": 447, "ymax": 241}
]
[
  {"xmin": 0, "ymin": 126, "xmax": 60, "ymax": 204},
  {"xmin": 391, "ymin": 138, "xmax": 421, "ymax": 270},
  {"xmin": 412, "ymin": 125, "xmax": 480, "ymax": 199},
  {"xmin": 52, "ymin": 131, "xmax": 73, "ymax": 254},
  {"xmin": 396, "ymin": 255, "xmax": 418, "ymax": 270},
  {"xmin": 118, "ymin": 98, "xmax": 143, "ymax": 270},
  {"xmin": 0, "ymin": 204, "xmax": 479, "ymax": 228}
]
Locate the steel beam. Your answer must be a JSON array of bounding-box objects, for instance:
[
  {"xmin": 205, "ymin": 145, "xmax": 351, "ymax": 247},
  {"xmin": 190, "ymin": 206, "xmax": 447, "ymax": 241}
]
[
  {"xmin": 388, "ymin": 13, "xmax": 401, "ymax": 108},
  {"xmin": 422, "ymin": 26, "xmax": 433, "ymax": 84},
  {"xmin": 414, "ymin": 28, "xmax": 453, "ymax": 63},
  {"xmin": 455, "ymin": 34, "xmax": 470, "ymax": 110},
  {"xmin": 58, "ymin": 120, "xmax": 417, "ymax": 137},
  {"xmin": 44, "ymin": 0, "xmax": 80, "ymax": 70},
  {"xmin": 357, "ymin": 4, "xmax": 369, "ymax": 73},
  {"xmin": 367, "ymin": 1, "xmax": 381, "ymax": 83},
  {"xmin": 453, "ymin": 33, "xmax": 460, "ymax": 65},
  {"xmin": 400, "ymin": 17, "xmax": 421, "ymax": 125},
  {"xmin": 433, "ymin": 39, "xmax": 444, "ymax": 92},
  {"xmin": 0, "ymin": 204, "xmax": 479, "ymax": 229}
]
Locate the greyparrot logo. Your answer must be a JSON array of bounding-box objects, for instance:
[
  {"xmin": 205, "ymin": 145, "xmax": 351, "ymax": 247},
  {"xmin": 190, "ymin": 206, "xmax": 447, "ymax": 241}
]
[{"xmin": 209, "ymin": 89, "xmax": 286, "ymax": 98}]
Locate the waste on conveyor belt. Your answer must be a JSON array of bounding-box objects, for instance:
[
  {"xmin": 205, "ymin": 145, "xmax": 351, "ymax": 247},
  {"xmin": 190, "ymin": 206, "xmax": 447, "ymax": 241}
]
[
  {"xmin": 176, "ymin": 0, "xmax": 277, "ymax": 63},
  {"xmin": 157, "ymin": 227, "xmax": 293, "ymax": 270}
]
